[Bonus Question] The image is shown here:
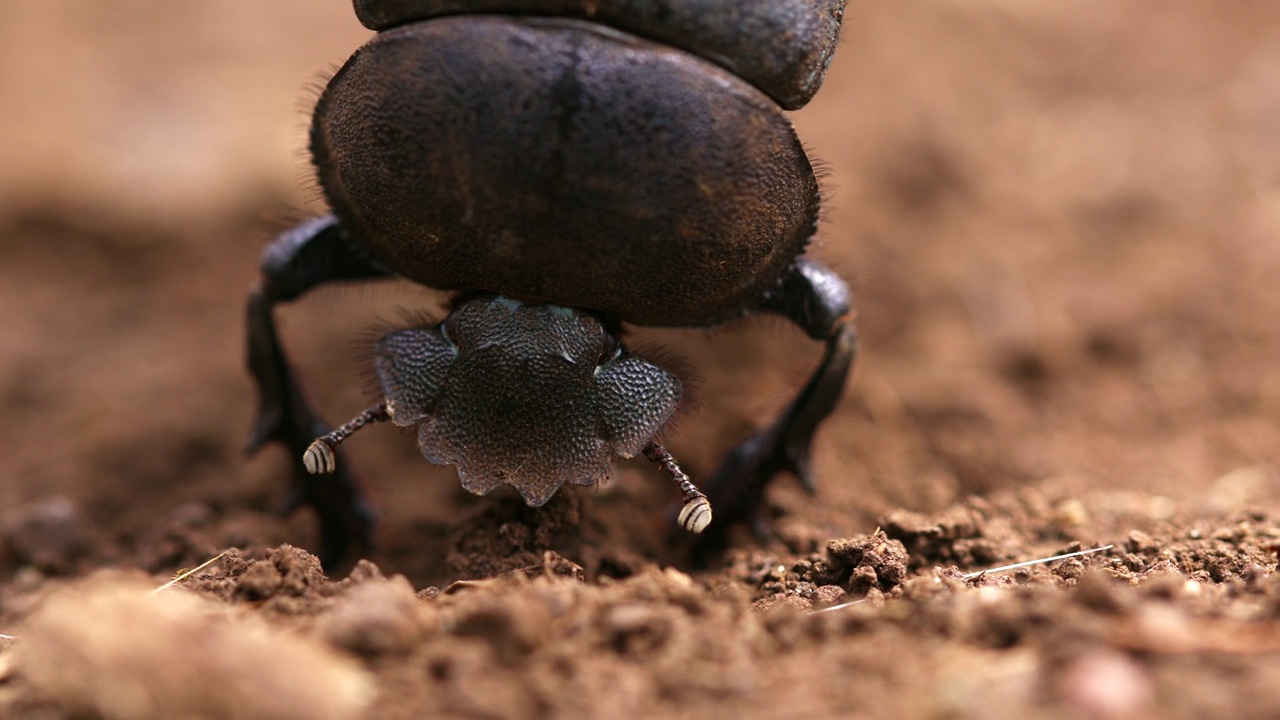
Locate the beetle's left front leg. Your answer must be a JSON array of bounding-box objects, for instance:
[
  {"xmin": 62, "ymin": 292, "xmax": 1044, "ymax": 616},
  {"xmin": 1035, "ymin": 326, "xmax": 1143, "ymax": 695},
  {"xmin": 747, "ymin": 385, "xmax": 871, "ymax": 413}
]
[
  {"xmin": 699, "ymin": 258, "xmax": 857, "ymax": 543},
  {"xmin": 245, "ymin": 215, "xmax": 394, "ymax": 567}
]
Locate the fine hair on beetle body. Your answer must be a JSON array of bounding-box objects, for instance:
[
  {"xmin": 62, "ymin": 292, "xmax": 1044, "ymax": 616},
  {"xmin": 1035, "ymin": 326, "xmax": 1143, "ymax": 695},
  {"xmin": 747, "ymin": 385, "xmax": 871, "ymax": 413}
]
[{"xmin": 245, "ymin": 0, "xmax": 855, "ymax": 567}]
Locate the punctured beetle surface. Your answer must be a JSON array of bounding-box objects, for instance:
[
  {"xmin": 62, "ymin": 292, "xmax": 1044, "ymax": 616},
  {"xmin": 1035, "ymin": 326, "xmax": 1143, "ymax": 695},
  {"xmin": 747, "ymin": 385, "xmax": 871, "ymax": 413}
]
[{"xmin": 245, "ymin": 0, "xmax": 856, "ymax": 566}]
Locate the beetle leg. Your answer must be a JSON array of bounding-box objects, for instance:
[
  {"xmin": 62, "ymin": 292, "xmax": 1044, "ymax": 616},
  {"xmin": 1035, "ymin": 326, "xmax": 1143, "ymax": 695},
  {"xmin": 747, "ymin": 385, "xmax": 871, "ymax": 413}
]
[
  {"xmin": 701, "ymin": 258, "xmax": 857, "ymax": 543},
  {"xmin": 245, "ymin": 215, "xmax": 394, "ymax": 567}
]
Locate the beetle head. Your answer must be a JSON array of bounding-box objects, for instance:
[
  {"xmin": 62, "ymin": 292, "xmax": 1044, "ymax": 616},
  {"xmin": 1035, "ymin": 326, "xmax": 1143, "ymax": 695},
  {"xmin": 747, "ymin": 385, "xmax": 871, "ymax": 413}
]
[{"xmin": 373, "ymin": 296, "xmax": 681, "ymax": 505}]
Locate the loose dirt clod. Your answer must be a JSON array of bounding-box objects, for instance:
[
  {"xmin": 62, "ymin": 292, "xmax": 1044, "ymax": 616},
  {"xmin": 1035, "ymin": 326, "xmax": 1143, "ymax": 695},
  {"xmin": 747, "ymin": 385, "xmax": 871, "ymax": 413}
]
[
  {"xmin": 325, "ymin": 575, "xmax": 433, "ymax": 656},
  {"xmin": 2, "ymin": 497, "xmax": 90, "ymax": 575},
  {"xmin": 17, "ymin": 581, "xmax": 371, "ymax": 720}
]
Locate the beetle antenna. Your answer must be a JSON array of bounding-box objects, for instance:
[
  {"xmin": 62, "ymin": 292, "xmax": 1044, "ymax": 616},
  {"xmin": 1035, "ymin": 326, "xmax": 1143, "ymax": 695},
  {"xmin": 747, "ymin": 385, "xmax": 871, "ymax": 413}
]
[
  {"xmin": 642, "ymin": 441, "xmax": 712, "ymax": 533},
  {"xmin": 303, "ymin": 402, "xmax": 391, "ymax": 474}
]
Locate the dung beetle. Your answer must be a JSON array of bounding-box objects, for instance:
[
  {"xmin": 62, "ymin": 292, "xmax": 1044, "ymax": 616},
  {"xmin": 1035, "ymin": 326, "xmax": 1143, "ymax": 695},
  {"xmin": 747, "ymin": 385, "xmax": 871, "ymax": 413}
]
[{"xmin": 246, "ymin": 0, "xmax": 856, "ymax": 566}]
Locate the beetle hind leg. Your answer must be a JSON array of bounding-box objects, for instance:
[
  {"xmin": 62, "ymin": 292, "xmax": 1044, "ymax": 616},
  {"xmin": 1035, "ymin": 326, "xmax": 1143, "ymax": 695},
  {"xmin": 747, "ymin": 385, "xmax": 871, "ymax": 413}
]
[
  {"xmin": 245, "ymin": 215, "xmax": 393, "ymax": 567},
  {"xmin": 699, "ymin": 258, "xmax": 857, "ymax": 545}
]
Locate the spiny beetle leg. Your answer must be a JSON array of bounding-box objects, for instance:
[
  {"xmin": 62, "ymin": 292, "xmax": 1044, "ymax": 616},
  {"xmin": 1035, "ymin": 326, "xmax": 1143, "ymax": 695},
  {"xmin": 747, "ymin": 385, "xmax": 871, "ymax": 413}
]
[
  {"xmin": 244, "ymin": 215, "xmax": 393, "ymax": 567},
  {"xmin": 699, "ymin": 258, "xmax": 857, "ymax": 546}
]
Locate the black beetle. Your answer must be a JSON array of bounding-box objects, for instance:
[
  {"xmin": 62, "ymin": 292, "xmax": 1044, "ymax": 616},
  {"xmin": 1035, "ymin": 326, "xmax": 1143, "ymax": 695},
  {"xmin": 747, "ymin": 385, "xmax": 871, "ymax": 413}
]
[{"xmin": 246, "ymin": 0, "xmax": 856, "ymax": 565}]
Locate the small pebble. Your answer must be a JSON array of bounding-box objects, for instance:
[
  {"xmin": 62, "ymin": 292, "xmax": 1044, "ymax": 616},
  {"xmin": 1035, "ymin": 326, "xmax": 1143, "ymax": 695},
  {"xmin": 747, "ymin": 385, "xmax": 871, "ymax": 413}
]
[
  {"xmin": 19, "ymin": 581, "xmax": 371, "ymax": 720},
  {"xmin": 4, "ymin": 497, "xmax": 88, "ymax": 574},
  {"xmin": 1061, "ymin": 650, "xmax": 1154, "ymax": 717}
]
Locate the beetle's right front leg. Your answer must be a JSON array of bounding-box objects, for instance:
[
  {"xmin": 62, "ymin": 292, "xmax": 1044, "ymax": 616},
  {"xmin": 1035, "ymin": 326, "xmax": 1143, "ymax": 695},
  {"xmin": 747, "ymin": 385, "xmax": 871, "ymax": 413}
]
[
  {"xmin": 245, "ymin": 215, "xmax": 393, "ymax": 567},
  {"xmin": 694, "ymin": 258, "xmax": 856, "ymax": 548}
]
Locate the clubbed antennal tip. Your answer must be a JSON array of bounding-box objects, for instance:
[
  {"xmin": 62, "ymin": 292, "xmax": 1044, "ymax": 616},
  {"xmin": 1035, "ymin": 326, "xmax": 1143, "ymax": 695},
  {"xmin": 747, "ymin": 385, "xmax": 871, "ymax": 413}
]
[
  {"xmin": 677, "ymin": 496, "xmax": 712, "ymax": 534},
  {"xmin": 303, "ymin": 403, "xmax": 390, "ymax": 475},
  {"xmin": 643, "ymin": 441, "xmax": 712, "ymax": 533},
  {"xmin": 303, "ymin": 440, "xmax": 337, "ymax": 475}
]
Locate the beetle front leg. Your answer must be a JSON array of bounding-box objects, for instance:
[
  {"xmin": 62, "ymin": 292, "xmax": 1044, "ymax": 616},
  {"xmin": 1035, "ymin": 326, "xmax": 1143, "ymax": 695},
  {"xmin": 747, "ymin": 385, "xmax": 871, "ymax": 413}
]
[
  {"xmin": 245, "ymin": 215, "xmax": 393, "ymax": 567},
  {"xmin": 701, "ymin": 258, "xmax": 857, "ymax": 543}
]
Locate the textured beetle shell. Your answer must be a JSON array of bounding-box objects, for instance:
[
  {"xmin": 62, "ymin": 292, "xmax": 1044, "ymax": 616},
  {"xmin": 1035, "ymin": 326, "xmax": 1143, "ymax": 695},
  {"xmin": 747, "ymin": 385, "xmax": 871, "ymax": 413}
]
[
  {"xmin": 312, "ymin": 16, "xmax": 820, "ymax": 328},
  {"xmin": 352, "ymin": 0, "xmax": 847, "ymax": 110},
  {"xmin": 373, "ymin": 298, "xmax": 681, "ymax": 505}
]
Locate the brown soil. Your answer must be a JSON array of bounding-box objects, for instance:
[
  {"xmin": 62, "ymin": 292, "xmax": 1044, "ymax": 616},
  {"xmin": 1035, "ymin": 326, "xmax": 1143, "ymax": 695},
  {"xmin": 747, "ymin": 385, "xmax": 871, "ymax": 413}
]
[{"xmin": 4, "ymin": 2, "xmax": 1280, "ymax": 718}]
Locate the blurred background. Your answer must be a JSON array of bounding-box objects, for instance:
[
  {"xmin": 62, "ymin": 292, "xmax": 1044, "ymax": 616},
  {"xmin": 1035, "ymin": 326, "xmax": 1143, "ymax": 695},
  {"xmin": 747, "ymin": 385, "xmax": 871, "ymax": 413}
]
[{"xmin": 1, "ymin": 0, "xmax": 1279, "ymax": 581}]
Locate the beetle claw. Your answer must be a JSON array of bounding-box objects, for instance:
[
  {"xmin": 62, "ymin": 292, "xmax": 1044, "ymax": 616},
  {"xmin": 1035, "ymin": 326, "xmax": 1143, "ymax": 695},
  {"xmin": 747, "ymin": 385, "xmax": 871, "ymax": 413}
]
[
  {"xmin": 244, "ymin": 407, "xmax": 282, "ymax": 456},
  {"xmin": 787, "ymin": 450, "xmax": 818, "ymax": 495}
]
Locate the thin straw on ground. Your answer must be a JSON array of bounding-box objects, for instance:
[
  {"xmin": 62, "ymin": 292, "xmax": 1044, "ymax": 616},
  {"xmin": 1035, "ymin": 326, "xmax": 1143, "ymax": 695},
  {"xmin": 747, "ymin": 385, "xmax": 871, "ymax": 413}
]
[
  {"xmin": 151, "ymin": 550, "xmax": 230, "ymax": 596},
  {"xmin": 961, "ymin": 544, "xmax": 1114, "ymax": 580},
  {"xmin": 810, "ymin": 543, "xmax": 1115, "ymax": 614},
  {"xmin": 809, "ymin": 598, "xmax": 868, "ymax": 614}
]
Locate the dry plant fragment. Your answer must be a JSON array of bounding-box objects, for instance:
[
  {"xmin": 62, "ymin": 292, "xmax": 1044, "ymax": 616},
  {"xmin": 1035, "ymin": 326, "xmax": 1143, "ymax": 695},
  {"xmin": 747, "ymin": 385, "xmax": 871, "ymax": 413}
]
[
  {"xmin": 961, "ymin": 545, "xmax": 1114, "ymax": 580},
  {"xmin": 0, "ymin": 635, "xmax": 14, "ymax": 684},
  {"xmin": 150, "ymin": 550, "xmax": 229, "ymax": 595},
  {"xmin": 810, "ymin": 544, "xmax": 1116, "ymax": 614}
]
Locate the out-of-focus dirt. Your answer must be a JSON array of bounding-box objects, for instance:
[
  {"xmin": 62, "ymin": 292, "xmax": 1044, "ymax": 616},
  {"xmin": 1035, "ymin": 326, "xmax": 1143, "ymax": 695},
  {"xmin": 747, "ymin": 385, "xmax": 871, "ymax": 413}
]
[{"xmin": 3, "ymin": 1, "xmax": 1280, "ymax": 718}]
